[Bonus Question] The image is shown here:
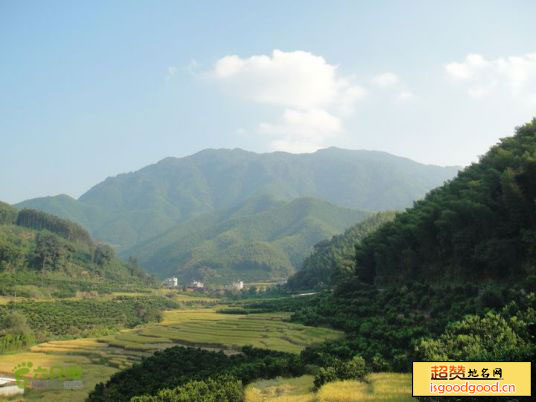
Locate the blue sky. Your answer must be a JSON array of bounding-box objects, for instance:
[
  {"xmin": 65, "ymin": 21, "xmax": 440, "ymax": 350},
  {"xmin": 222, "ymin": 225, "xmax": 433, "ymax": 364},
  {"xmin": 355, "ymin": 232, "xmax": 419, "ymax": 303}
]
[{"xmin": 1, "ymin": 0, "xmax": 535, "ymax": 203}]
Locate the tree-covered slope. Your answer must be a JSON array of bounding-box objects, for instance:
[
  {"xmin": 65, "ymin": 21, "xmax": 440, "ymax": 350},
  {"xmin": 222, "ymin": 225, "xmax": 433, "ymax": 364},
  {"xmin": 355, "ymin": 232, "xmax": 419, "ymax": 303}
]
[
  {"xmin": 0, "ymin": 202, "xmax": 153, "ymax": 292},
  {"xmin": 17, "ymin": 148, "xmax": 458, "ymax": 250},
  {"xmin": 122, "ymin": 196, "xmax": 369, "ymax": 283},
  {"xmin": 354, "ymin": 118, "xmax": 536, "ymax": 285},
  {"xmin": 287, "ymin": 211, "xmax": 396, "ymax": 290}
]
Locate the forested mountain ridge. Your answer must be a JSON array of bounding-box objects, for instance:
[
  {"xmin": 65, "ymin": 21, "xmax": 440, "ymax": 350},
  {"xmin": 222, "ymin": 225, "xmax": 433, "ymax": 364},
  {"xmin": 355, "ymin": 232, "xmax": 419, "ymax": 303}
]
[
  {"xmin": 122, "ymin": 196, "xmax": 369, "ymax": 283},
  {"xmin": 287, "ymin": 211, "xmax": 396, "ymax": 290},
  {"xmin": 354, "ymin": 118, "xmax": 536, "ymax": 286},
  {"xmin": 17, "ymin": 147, "xmax": 459, "ymax": 250}
]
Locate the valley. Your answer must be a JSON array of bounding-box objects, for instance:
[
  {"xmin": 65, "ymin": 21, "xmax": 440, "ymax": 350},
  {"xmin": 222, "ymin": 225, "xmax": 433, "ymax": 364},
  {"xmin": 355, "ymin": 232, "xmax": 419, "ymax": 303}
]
[
  {"xmin": 0, "ymin": 292, "xmax": 343, "ymax": 401},
  {"xmin": 2, "ymin": 121, "xmax": 535, "ymax": 401}
]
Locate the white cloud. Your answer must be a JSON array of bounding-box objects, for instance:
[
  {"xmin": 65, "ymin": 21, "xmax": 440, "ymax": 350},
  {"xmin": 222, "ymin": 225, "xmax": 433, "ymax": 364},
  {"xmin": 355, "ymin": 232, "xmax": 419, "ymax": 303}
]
[
  {"xmin": 445, "ymin": 52, "xmax": 536, "ymax": 100},
  {"xmin": 206, "ymin": 50, "xmax": 367, "ymax": 152},
  {"xmin": 259, "ymin": 109, "xmax": 341, "ymax": 153},
  {"xmin": 210, "ymin": 50, "xmax": 365, "ymax": 111},
  {"xmin": 372, "ymin": 72, "xmax": 399, "ymax": 88},
  {"xmin": 205, "ymin": 50, "xmax": 414, "ymax": 152}
]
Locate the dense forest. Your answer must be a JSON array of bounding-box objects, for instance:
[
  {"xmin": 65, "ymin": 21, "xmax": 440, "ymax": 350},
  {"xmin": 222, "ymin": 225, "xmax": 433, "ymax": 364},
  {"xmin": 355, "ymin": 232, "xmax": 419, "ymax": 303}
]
[
  {"xmin": 355, "ymin": 120, "xmax": 536, "ymax": 285},
  {"xmin": 0, "ymin": 296, "xmax": 176, "ymax": 352},
  {"xmin": 16, "ymin": 208, "xmax": 93, "ymax": 245},
  {"xmin": 0, "ymin": 203, "xmax": 154, "ymax": 290},
  {"xmin": 287, "ymin": 211, "xmax": 396, "ymax": 290},
  {"xmin": 124, "ymin": 196, "xmax": 368, "ymax": 283},
  {"xmin": 88, "ymin": 346, "xmax": 305, "ymax": 401}
]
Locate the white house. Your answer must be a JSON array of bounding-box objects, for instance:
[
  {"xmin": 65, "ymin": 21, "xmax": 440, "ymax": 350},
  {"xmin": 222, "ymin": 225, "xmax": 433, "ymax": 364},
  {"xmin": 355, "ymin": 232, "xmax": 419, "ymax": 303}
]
[{"xmin": 163, "ymin": 277, "xmax": 178, "ymax": 288}]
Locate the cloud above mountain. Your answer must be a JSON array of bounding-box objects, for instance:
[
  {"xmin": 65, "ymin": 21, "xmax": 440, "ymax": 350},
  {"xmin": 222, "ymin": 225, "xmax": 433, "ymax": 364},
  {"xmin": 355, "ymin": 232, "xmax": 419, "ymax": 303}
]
[
  {"xmin": 208, "ymin": 50, "xmax": 367, "ymax": 152},
  {"xmin": 210, "ymin": 50, "xmax": 365, "ymax": 110},
  {"xmin": 259, "ymin": 108, "xmax": 342, "ymax": 153}
]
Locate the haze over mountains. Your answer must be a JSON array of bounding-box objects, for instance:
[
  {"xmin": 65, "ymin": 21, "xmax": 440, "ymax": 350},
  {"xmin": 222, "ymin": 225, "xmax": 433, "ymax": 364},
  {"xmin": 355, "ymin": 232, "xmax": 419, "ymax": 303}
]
[{"xmin": 17, "ymin": 147, "xmax": 459, "ymax": 282}]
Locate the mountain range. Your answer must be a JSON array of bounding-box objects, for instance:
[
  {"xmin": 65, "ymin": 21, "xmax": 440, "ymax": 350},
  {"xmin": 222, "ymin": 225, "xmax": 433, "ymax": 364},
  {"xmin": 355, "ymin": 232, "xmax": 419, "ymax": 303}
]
[{"xmin": 16, "ymin": 147, "xmax": 459, "ymax": 282}]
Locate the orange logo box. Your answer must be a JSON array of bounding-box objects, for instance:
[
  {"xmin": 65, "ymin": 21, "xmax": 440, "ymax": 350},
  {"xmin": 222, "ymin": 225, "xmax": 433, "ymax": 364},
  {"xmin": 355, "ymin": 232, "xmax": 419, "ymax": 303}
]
[{"xmin": 413, "ymin": 362, "xmax": 531, "ymax": 397}]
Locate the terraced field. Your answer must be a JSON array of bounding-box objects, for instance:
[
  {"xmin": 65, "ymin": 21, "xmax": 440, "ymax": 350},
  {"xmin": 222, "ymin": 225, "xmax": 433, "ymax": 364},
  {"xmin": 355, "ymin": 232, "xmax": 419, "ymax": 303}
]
[
  {"xmin": 109, "ymin": 309, "xmax": 342, "ymax": 354},
  {"xmin": 0, "ymin": 308, "xmax": 342, "ymax": 401}
]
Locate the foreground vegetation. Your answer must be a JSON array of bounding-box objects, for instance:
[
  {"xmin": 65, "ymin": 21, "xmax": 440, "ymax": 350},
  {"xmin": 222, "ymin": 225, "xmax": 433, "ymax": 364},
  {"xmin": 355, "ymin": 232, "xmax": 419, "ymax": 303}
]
[
  {"xmin": 0, "ymin": 304, "xmax": 342, "ymax": 401},
  {"xmin": 245, "ymin": 373, "xmax": 413, "ymax": 402},
  {"xmin": 277, "ymin": 120, "xmax": 536, "ymax": 374},
  {"xmin": 88, "ymin": 341, "xmax": 412, "ymax": 402}
]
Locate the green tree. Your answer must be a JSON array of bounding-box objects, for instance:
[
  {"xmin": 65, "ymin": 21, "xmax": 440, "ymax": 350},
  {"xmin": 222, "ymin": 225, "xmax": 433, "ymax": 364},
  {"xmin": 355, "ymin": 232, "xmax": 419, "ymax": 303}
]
[
  {"xmin": 33, "ymin": 232, "xmax": 69, "ymax": 270},
  {"xmin": 131, "ymin": 376, "xmax": 243, "ymax": 402},
  {"xmin": 415, "ymin": 310, "xmax": 534, "ymax": 361},
  {"xmin": 0, "ymin": 311, "xmax": 35, "ymax": 352},
  {"xmin": 94, "ymin": 244, "xmax": 114, "ymax": 266},
  {"xmin": 0, "ymin": 201, "xmax": 17, "ymax": 225}
]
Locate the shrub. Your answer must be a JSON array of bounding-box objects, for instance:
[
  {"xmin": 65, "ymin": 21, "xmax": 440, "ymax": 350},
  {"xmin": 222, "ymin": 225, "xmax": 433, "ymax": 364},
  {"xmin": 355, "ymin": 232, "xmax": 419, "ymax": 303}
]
[
  {"xmin": 0, "ymin": 311, "xmax": 34, "ymax": 352},
  {"xmin": 131, "ymin": 376, "xmax": 243, "ymax": 402},
  {"xmin": 313, "ymin": 354, "xmax": 368, "ymax": 389},
  {"xmin": 314, "ymin": 366, "xmax": 337, "ymax": 389},
  {"xmin": 338, "ymin": 355, "xmax": 367, "ymax": 380}
]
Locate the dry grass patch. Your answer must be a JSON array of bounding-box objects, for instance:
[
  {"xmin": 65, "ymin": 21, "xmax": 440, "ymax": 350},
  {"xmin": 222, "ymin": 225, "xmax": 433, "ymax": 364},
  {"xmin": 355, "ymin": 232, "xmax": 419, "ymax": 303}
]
[
  {"xmin": 245, "ymin": 375, "xmax": 315, "ymax": 402},
  {"xmin": 245, "ymin": 373, "xmax": 415, "ymax": 402},
  {"xmin": 317, "ymin": 373, "xmax": 414, "ymax": 401}
]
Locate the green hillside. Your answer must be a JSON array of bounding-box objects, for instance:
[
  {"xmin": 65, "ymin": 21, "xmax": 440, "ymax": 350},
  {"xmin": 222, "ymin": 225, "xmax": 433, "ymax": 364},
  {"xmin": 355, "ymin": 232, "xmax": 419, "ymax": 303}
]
[
  {"xmin": 0, "ymin": 202, "xmax": 153, "ymax": 297},
  {"xmin": 355, "ymin": 118, "xmax": 536, "ymax": 286},
  {"xmin": 286, "ymin": 211, "xmax": 396, "ymax": 290},
  {"xmin": 122, "ymin": 196, "xmax": 369, "ymax": 283},
  {"xmin": 265, "ymin": 119, "xmax": 536, "ymax": 372},
  {"xmin": 17, "ymin": 148, "xmax": 459, "ymax": 250}
]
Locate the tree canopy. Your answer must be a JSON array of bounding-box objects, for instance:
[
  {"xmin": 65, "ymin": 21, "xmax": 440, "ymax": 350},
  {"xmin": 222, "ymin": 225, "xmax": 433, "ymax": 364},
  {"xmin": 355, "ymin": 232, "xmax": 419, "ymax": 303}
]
[{"xmin": 355, "ymin": 119, "xmax": 536, "ymax": 285}]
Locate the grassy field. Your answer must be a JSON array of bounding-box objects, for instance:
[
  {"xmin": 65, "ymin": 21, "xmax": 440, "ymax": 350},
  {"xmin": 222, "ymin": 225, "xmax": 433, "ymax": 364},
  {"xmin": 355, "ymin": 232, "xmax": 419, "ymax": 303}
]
[
  {"xmin": 0, "ymin": 308, "xmax": 341, "ymax": 401},
  {"xmin": 245, "ymin": 373, "xmax": 415, "ymax": 402}
]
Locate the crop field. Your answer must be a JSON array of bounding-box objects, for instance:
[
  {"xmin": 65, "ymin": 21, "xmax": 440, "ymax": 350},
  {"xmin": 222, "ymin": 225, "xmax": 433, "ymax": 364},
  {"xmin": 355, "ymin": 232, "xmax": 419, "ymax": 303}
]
[
  {"xmin": 101, "ymin": 309, "xmax": 342, "ymax": 354},
  {"xmin": 245, "ymin": 373, "xmax": 415, "ymax": 402},
  {"xmin": 0, "ymin": 307, "xmax": 341, "ymax": 401}
]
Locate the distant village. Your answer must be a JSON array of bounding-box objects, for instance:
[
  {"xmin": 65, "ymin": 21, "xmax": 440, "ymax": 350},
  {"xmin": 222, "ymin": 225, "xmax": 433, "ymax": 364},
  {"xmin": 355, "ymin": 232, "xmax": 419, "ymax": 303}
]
[{"xmin": 162, "ymin": 277, "xmax": 245, "ymax": 291}]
